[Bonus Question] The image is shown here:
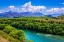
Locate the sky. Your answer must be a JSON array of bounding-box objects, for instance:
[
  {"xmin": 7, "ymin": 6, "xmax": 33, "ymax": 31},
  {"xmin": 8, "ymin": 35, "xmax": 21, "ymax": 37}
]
[{"xmin": 0, "ymin": 0, "xmax": 64, "ymax": 14}]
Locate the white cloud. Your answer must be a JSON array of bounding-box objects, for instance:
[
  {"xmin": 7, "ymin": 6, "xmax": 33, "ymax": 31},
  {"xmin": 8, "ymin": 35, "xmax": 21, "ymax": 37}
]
[
  {"xmin": 45, "ymin": 8, "xmax": 64, "ymax": 15},
  {"xmin": 0, "ymin": 1, "xmax": 64, "ymax": 15},
  {"xmin": 8, "ymin": 6, "xmax": 15, "ymax": 10},
  {"xmin": 62, "ymin": 3, "xmax": 64, "ymax": 4},
  {"xmin": 46, "ymin": 8, "xmax": 60, "ymax": 14},
  {"xmin": 8, "ymin": 6, "xmax": 20, "ymax": 12},
  {"xmin": 0, "ymin": 10, "xmax": 2, "ymax": 13},
  {"xmin": 0, "ymin": 10, "xmax": 5, "ymax": 13},
  {"xmin": 21, "ymin": 1, "xmax": 46, "ymax": 12}
]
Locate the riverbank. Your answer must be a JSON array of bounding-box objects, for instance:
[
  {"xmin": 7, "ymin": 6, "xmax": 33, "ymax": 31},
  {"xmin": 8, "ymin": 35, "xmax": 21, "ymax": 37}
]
[
  {"xmin": 20, "ymin": 29, "xmax": 64, "ymax": 42},
  {"xmin": 0, "ymin": 18, "xmax": 64, "ymax": 36}
]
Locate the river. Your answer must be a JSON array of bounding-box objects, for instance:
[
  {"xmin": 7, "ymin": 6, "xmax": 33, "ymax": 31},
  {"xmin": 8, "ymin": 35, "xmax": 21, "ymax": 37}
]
[{"xmin": 18, "ymin": 29, "xmax": 64, "ymax": 42}]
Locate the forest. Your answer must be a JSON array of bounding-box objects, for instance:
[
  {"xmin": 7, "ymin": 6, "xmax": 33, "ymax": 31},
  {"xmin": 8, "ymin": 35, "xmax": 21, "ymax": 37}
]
[{"xmin": 0, "ymin": 18, "xmax": 64, "ymax": 42}]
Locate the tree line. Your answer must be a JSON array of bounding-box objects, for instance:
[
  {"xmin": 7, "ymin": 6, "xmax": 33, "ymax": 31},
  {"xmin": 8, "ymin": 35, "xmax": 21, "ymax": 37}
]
[{"xmin": 0, "ymin": 18, "xmax": 64, "ymax": 36}]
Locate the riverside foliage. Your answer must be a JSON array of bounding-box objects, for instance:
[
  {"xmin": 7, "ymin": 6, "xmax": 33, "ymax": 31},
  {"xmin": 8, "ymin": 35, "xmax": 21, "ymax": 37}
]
[
  {"xmin": 0, "ymin": 24, "xmax": 26, "ymax": 42},
  {"xmin": 0, "ymin": 18, "xmax": 64, "ymax": 36}
]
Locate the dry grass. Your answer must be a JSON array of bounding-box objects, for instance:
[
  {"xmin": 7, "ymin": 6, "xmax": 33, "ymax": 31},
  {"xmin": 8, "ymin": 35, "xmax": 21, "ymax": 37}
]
[
  {"xmin": 0, "ymin": 36, "xmax": 9, "ymax": 42},
  {"xmin": 35, "ymin": 19, "xmax": 64, "ymax": 23}
]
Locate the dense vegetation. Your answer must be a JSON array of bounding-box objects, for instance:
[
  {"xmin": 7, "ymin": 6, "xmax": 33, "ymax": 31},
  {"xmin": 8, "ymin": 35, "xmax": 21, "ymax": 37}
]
[
  {"xmin": 0, "ymin": 18, "xmax": 64, "ymax": 36},
  {"xmin": 4, "ymin": 25, "xmax": 26, "ymax": 41},
  {"xmin": 0, "ymin": 24, "xmax": 26, "ymax": 42},
  {"xmin": 0, "ymin": 30, "xmax": 20, "ymax": 42}
]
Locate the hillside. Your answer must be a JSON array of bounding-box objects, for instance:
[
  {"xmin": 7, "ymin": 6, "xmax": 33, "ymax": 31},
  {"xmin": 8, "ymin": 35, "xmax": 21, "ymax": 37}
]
[
  {"xmin": 0, "ymin": 36, "xmax": 9, "ymax": 42},
  {"xmin": 57, "ymin": 15, "xmax": 64, "ymax": 19}
]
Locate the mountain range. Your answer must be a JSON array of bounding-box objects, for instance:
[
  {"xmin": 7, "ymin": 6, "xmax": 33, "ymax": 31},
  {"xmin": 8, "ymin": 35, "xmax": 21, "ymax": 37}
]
[{"xmin": 0, "ymin": 11, "xmax": 64, "ymax": 18}]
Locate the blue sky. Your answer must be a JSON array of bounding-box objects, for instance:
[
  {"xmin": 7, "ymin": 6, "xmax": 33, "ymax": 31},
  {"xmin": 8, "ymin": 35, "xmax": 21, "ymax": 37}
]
[
  {"xmin": 0, "ymin": 0, "xmax": 64, "ymax": 8},
  {"xmin": 0, "ymin": 0, "xmax": 64, "ymax": 14}
]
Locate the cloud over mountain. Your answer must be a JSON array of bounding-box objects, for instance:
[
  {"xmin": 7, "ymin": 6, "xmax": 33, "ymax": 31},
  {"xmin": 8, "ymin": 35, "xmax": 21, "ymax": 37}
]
[
  {"xmin": 0, "ymin": 10, "xmax": 2, "ymax": 13},
  {"xmin": 0, "ymin": 1, "xmax": 64, "ymax": 15},
  {"xmin": 21, "ymin": 1, "xmax": 46, "ymax": 12},
  {"xmin": 46, "ymin": 8, "xmax": 64, "ymax": 14}
]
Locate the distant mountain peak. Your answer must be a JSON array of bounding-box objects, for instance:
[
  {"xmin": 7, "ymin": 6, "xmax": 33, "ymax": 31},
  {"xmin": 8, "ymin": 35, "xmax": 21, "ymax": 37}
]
[
  {"xmin": 0, "ymin": 11, "xmax": 43, "ymax": 18},
  {"xmin": 0, "ymin": 11, "xmax": 64, "ymax": 18}
]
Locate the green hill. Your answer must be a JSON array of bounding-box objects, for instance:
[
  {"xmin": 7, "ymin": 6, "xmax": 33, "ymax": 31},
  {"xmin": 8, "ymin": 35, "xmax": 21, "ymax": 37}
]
[{"xmin": 57, "ymin": 15, "xmax": 64, "ymax": 19}]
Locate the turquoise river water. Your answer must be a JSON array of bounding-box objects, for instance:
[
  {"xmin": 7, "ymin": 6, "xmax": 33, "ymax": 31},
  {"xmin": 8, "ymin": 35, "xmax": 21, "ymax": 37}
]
[{"xmin": 19, "ymin": 29, "xmax": 64, "ymax": 42}]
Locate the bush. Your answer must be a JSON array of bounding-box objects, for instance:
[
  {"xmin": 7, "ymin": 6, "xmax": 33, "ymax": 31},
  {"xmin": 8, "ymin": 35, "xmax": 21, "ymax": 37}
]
[
  {"xmin": 0, "ymin": 31, "xmax": 20, "ymax": 42},
  {"xmin": 9, "ymin": 30, "xmax": 26, "ymax": 41},
  {"xmin": 3, "ymin": 25, "xmax": 17, "ymax": 34},
  {"xmin": 0, "ymin": 24, "xmax": 8, "ymax": 30},
  {"xmin": 3, "ymin": 25, "xmax": 26, "ymax": 41}
]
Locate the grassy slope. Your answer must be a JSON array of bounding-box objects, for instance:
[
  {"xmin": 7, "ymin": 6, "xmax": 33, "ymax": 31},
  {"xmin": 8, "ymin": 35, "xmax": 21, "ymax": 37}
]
[
  {"xmin": 58, "ymin": 15, "xmax": 64, "ymax": 19},
  {"xmin": 0, "ymin": 36, "xmax": 9, "ymax": 42},
  {"xmin": 0, "ymin": 30, "xmax": 20, "ymax": 42}
]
